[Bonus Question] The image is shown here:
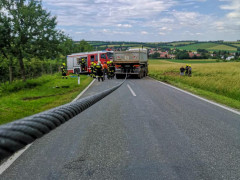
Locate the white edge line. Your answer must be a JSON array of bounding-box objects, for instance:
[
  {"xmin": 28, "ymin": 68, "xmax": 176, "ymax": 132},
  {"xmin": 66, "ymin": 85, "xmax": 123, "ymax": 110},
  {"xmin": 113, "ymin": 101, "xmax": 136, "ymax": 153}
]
[
  {"xmin": 127, "ymin": 84, "xmax": 137, "ymax": 97},
  {"xmin": 0, "ymin": 78, "xmax": 96, "ymax": 174},
  {"xmin": 149, "ymin": 77, "xmax": 240, "ymax": 116},
  {"xmin": 0, "ymin": 144, "xmax": 32, "ymax": 175},
  {"xmin": 73, "ymin": 79, "xmax": 96, "ymax": 102}
]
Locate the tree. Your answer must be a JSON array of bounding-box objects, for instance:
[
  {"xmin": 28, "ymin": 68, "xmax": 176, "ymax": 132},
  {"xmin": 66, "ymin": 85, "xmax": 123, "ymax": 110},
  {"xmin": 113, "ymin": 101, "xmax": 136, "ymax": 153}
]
[
  {"xmin": 150, "ymin": 52, "xmax": 160, "ymax": 59},
  {"xmin": 0, "ymin": 0, "xmax": 63, "ymax": 81}
]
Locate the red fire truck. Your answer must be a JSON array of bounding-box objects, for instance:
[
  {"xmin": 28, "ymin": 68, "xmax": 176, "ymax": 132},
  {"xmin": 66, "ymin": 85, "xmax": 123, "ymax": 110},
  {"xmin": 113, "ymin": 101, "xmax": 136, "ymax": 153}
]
[{"xmin": 66, "ymin": 50, "xmax": 114, "ymax": 74}]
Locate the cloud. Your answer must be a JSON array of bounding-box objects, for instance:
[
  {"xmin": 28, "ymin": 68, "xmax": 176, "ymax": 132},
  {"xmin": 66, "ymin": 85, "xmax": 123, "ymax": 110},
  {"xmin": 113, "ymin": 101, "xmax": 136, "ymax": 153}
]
[
  {"xmin": 42, "ymin": 0, "xmax": 239, "ymax": 41},
  {"xmin": 158, "ymin": 32, "xmax": 166, "ymax": 35},
  {"xmin": 117, "ymin": 24, "xmax": 132, "ymax": 28},
  {"xmin": 219, "ymin": 0, "xmax": 240, "ymax": 18},
  {"xmin": 141, "ymin": 31, "xmax": 148, "ymax": 35}
]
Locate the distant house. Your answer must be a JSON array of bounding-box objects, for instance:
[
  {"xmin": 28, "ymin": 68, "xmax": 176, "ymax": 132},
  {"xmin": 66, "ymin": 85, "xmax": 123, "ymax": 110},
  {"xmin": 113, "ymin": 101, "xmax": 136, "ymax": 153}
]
[
  {"xmin": 169, "ymin": 54, "xmax": 176, "ymax": 59},
  {"xmin": 188, "ymin": 52, "xmax": 201, "ymax": 58},
  {"xmin": 226, "ymin": 56, "xmax": 234, "ymax": 60},
  {"xmin": 160, "ymin": 51, "xmax": 169, "ymax": 58}
]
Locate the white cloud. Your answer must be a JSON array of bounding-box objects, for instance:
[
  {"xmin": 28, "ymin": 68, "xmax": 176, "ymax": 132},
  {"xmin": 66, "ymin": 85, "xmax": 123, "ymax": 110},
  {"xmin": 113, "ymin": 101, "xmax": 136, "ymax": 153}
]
[
  {"xmin": 41, "ymin": 0, "xmax": 239, "ymax": 41},
  {"xmin": 158, "ymin": 32, "xmax": 166, "ymax": 35},
  {"xmin": 141, "ymin": 31, "xmax": 148, "ymax": 35},
  {"xmin": 117, "ymin": 24, "xmax": 132, "ymax": 28},
  {"xmin": 220, "ymin": 0, "xmax": 240, "ymax": 18}
]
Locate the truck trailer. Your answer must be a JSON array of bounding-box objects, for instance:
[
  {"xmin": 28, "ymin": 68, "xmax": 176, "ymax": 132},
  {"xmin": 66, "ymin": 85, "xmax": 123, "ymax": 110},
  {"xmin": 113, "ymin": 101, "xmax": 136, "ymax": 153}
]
[{"xmin": 113, "ymin": 50, "xmax": 148, "ymax": 79}]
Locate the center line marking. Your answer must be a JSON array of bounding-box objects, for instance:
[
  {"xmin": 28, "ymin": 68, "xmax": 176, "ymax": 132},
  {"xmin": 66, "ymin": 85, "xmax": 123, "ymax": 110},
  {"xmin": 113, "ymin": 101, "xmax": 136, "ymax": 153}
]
[{"xmin": 127, "ymin": 84, "xmax": 136, "ymax": 96}]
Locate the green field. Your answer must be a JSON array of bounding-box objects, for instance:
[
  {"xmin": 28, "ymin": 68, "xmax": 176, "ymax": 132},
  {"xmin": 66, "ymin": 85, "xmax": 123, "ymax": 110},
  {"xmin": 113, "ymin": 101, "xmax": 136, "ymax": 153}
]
[
  {"xmin": 232, "ymin": 44, "xmax": 240, "ymax": 47},
  {"xmin": 149, "ymin": 60, "xmax": 240, "ymax": 110},
  {"xmin": 208, "ymin": 44, "xmax": 237, "ymax": 51},
  {"xmin": 153, "ymin": 59, "xmax": 217, "ymax": 64},
  {"xmin": 0, "ymin": 74, "xmax": 93, "ymax": 125},
  {"xmin": 176, "ymin": 43, "xmax": 218, "ymax": 50},
  {"xmin": 175, "ymin": 42, "xmax": 238, "ymax": 52},
  {"xmin": 171, "ymin": 42, "xmax": 195, "ymax": 46}
]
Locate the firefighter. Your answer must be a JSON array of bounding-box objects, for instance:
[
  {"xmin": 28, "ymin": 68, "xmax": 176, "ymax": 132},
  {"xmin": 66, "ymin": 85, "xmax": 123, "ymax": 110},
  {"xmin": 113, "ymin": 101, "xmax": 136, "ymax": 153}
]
[
  {"xmin": 80, "ymin": 58, "xmax": 86, "ymax": 72},
  {"xmin": 102, "ymin": 62, "xmax": 108, "ymax": 80},
  {"xmin": 90, "ymin": 62, "xmax": 95, "ymax": 77},
  {"xmin": 95, "ymin": 62, "xmax": 104, "ymax": 82},
  {"xmin": 93, "ymin": 62, "xmax": 97, "ymax": 78},
  {"xmin": 61, "ymin": 63, "xmax": 68, "ymax": 79},
  {"xmin": 108, "ymin": 61, "xmax": 115, "ymax": 79},
  {"xmin": 107, "ymin": 61, "xmax": 111, "ymax": 79}
]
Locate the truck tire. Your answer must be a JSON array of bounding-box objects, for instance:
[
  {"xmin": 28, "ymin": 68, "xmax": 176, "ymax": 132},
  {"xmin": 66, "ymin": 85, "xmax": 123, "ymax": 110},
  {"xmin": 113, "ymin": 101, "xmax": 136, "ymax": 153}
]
[{"xmin": 116, "ymin": 74, "xmax": 121, "ymax": 79}]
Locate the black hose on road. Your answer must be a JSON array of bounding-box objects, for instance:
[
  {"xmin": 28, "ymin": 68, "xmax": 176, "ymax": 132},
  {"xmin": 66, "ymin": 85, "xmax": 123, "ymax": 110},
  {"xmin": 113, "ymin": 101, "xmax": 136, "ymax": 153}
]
[{"xmin": 0, "ymin": 77, "xmax": 126, "ymax": 161}]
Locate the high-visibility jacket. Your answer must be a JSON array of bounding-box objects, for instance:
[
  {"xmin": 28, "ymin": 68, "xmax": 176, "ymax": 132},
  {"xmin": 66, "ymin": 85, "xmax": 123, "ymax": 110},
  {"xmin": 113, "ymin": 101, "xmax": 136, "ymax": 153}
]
[
  {"xmin": 96, "ymin": 65, "xmax": 103, "ymax": 76},
  {"xmin": 102, "ymin": 64, "xmax": 108, "ymax": 69}
]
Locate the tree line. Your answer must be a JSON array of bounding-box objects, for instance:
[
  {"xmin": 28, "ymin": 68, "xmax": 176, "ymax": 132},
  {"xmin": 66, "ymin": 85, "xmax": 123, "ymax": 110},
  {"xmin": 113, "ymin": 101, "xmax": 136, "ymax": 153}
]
[{"xmin": 0, "ymin": 0, "xmax": 93, "ymax": 83}]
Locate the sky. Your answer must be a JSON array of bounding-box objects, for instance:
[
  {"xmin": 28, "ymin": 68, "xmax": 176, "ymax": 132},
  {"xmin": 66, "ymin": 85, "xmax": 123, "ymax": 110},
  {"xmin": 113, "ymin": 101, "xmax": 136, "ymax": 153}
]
[{"xmin": 42, "ymin": 0, "xmax": 240, "ymax": 42}]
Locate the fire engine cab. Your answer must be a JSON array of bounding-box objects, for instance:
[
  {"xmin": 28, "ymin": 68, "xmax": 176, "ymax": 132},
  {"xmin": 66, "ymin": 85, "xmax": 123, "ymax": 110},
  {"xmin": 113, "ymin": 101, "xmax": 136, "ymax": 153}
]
[{"xmin": 66, "ymin": 50, "xmax": 114, "ymax": 74}]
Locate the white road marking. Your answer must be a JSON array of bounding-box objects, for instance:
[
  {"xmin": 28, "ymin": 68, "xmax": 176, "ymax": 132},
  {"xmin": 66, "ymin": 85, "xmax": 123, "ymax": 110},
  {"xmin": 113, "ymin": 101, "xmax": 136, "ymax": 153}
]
[
  {"xmin": 0, "ymin": 144, "xmax": 32, "ymax": 175},
  {"xmin": 128, "ymin": 81, "xmax": 135, "ymax": 86},
  {"xmin": 72, "ymin": 79, "xmax": 96, "ymax": 102},
  {"xmin": 127, "ymin": 84, "xmax": 136, "ymax": 97},
  {"xmin": 0, "ymin": 78, "xmax": 96, "ymax": 174},
  {"xmin": 152, "ymin": 78, "xmax": 240, "ymax": 116}
]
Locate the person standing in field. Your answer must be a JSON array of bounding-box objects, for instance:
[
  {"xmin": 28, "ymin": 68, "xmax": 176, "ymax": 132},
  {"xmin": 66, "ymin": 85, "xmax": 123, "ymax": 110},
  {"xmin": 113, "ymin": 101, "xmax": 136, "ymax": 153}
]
[
  {"xmin": 185, "ymin": 64, "xmax": 189, "ymax": 75},
  {"xmin": 180, "ymin": 66, "xmax": 185, "ymax": 76},
  {"xmin": 188, "ymin": 65, "xmax": 192, "ymax": 77}
]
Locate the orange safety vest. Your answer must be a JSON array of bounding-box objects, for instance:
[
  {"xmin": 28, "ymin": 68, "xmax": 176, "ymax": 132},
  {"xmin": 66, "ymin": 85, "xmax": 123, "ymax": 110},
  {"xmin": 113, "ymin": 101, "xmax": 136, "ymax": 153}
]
[{"xmin": 102, "ymin": 64, "xmax": 108, "ymax": 69}]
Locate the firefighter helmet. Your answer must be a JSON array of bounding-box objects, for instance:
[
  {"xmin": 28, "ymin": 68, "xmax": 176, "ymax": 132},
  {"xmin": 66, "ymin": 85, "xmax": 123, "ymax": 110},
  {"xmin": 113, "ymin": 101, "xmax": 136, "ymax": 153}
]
[{"xmin": 62, "ymin": 63, "xmax": 66, "ymax": 66}]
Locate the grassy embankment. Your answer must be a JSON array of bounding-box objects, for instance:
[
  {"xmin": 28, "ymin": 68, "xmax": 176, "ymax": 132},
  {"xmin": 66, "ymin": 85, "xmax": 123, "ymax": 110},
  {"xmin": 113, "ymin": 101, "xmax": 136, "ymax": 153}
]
[
  {"xmin": 149, "ymin": 59, "xmax": 240, "ymax": 110},
  {"xmin": 0, "ymin": 74, "xmax": 92, "ymax": 125}
]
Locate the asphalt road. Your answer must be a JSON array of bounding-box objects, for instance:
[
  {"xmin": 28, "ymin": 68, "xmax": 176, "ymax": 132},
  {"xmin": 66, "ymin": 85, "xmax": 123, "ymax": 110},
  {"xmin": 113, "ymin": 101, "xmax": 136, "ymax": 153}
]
[{"xmin": 1, "ymin": 77, "xmax": 240, "ymax": 180}]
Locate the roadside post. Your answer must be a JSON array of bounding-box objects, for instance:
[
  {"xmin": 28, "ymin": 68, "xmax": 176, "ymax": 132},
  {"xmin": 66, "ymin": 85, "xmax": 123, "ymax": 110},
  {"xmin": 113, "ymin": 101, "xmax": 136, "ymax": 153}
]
[{"xmin": 78, "ymin": 74, "xmax": 80, "ymax": 85}]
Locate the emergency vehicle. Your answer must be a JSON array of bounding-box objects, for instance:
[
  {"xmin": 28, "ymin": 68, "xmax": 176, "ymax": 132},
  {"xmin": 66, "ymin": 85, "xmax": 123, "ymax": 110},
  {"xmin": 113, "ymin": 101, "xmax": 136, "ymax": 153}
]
[{"xmin": 66, "ymin": 49, "xmax": 114, "ymax": 74}]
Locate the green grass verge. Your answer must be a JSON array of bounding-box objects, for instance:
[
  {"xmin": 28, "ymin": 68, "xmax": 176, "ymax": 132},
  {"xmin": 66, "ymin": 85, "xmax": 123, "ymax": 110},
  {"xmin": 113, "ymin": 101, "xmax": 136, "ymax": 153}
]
[{"xmin": 0, "ymin": 74, "xmax": 93, "ymax": 125}]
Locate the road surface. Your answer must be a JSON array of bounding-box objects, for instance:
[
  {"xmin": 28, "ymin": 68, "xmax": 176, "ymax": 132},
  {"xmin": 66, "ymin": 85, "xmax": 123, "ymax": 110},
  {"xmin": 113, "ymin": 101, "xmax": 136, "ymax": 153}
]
[{"xmin": 1, "ymin": 77, "xmax": 240, "ymax": 180}]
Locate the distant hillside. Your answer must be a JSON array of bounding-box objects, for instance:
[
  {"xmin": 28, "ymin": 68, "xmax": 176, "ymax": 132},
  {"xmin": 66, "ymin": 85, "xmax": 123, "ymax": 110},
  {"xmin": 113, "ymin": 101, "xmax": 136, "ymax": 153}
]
[{"xmin": 85, "ymin": 41, "xmax": 240, "ymax": 52}]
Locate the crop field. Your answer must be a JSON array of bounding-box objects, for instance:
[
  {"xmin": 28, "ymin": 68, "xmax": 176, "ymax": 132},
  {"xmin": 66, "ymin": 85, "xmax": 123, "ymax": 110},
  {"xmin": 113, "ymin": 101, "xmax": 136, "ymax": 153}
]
[
  {"xmin": 0, "ymin": 74, "xmax": 92, "ymax": 125},
  {"xmin": 149, "ymin": 60, "xmax": 240, "ymax": 109},
  {"xmin": 175, "ymin": 42, "xmax": 238, "ymax": 52},
  {"xmin": 171, "ymin": 42, "xmax": 195, "ymax": 46},
  {"xmin": 231, "ymin": 44, "xmax": 240, "ymax": 47},
  {"xmin": 158, "ymin": 59, "xmax": 217, "ymax": 64},
  {"xmin": 175, "ymin": 42, "xmax": 218, "ymax": 50},
  {"xmin": 208, "ymin": 44, "xmax": 237, "ymax": 51}
]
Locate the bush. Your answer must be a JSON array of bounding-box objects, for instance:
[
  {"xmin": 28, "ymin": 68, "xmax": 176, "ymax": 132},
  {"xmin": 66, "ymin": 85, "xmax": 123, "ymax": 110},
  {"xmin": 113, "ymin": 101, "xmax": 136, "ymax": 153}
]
[{"xmin": 0, "ymin": 58, "xmax": 62, "ymax": 83}]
